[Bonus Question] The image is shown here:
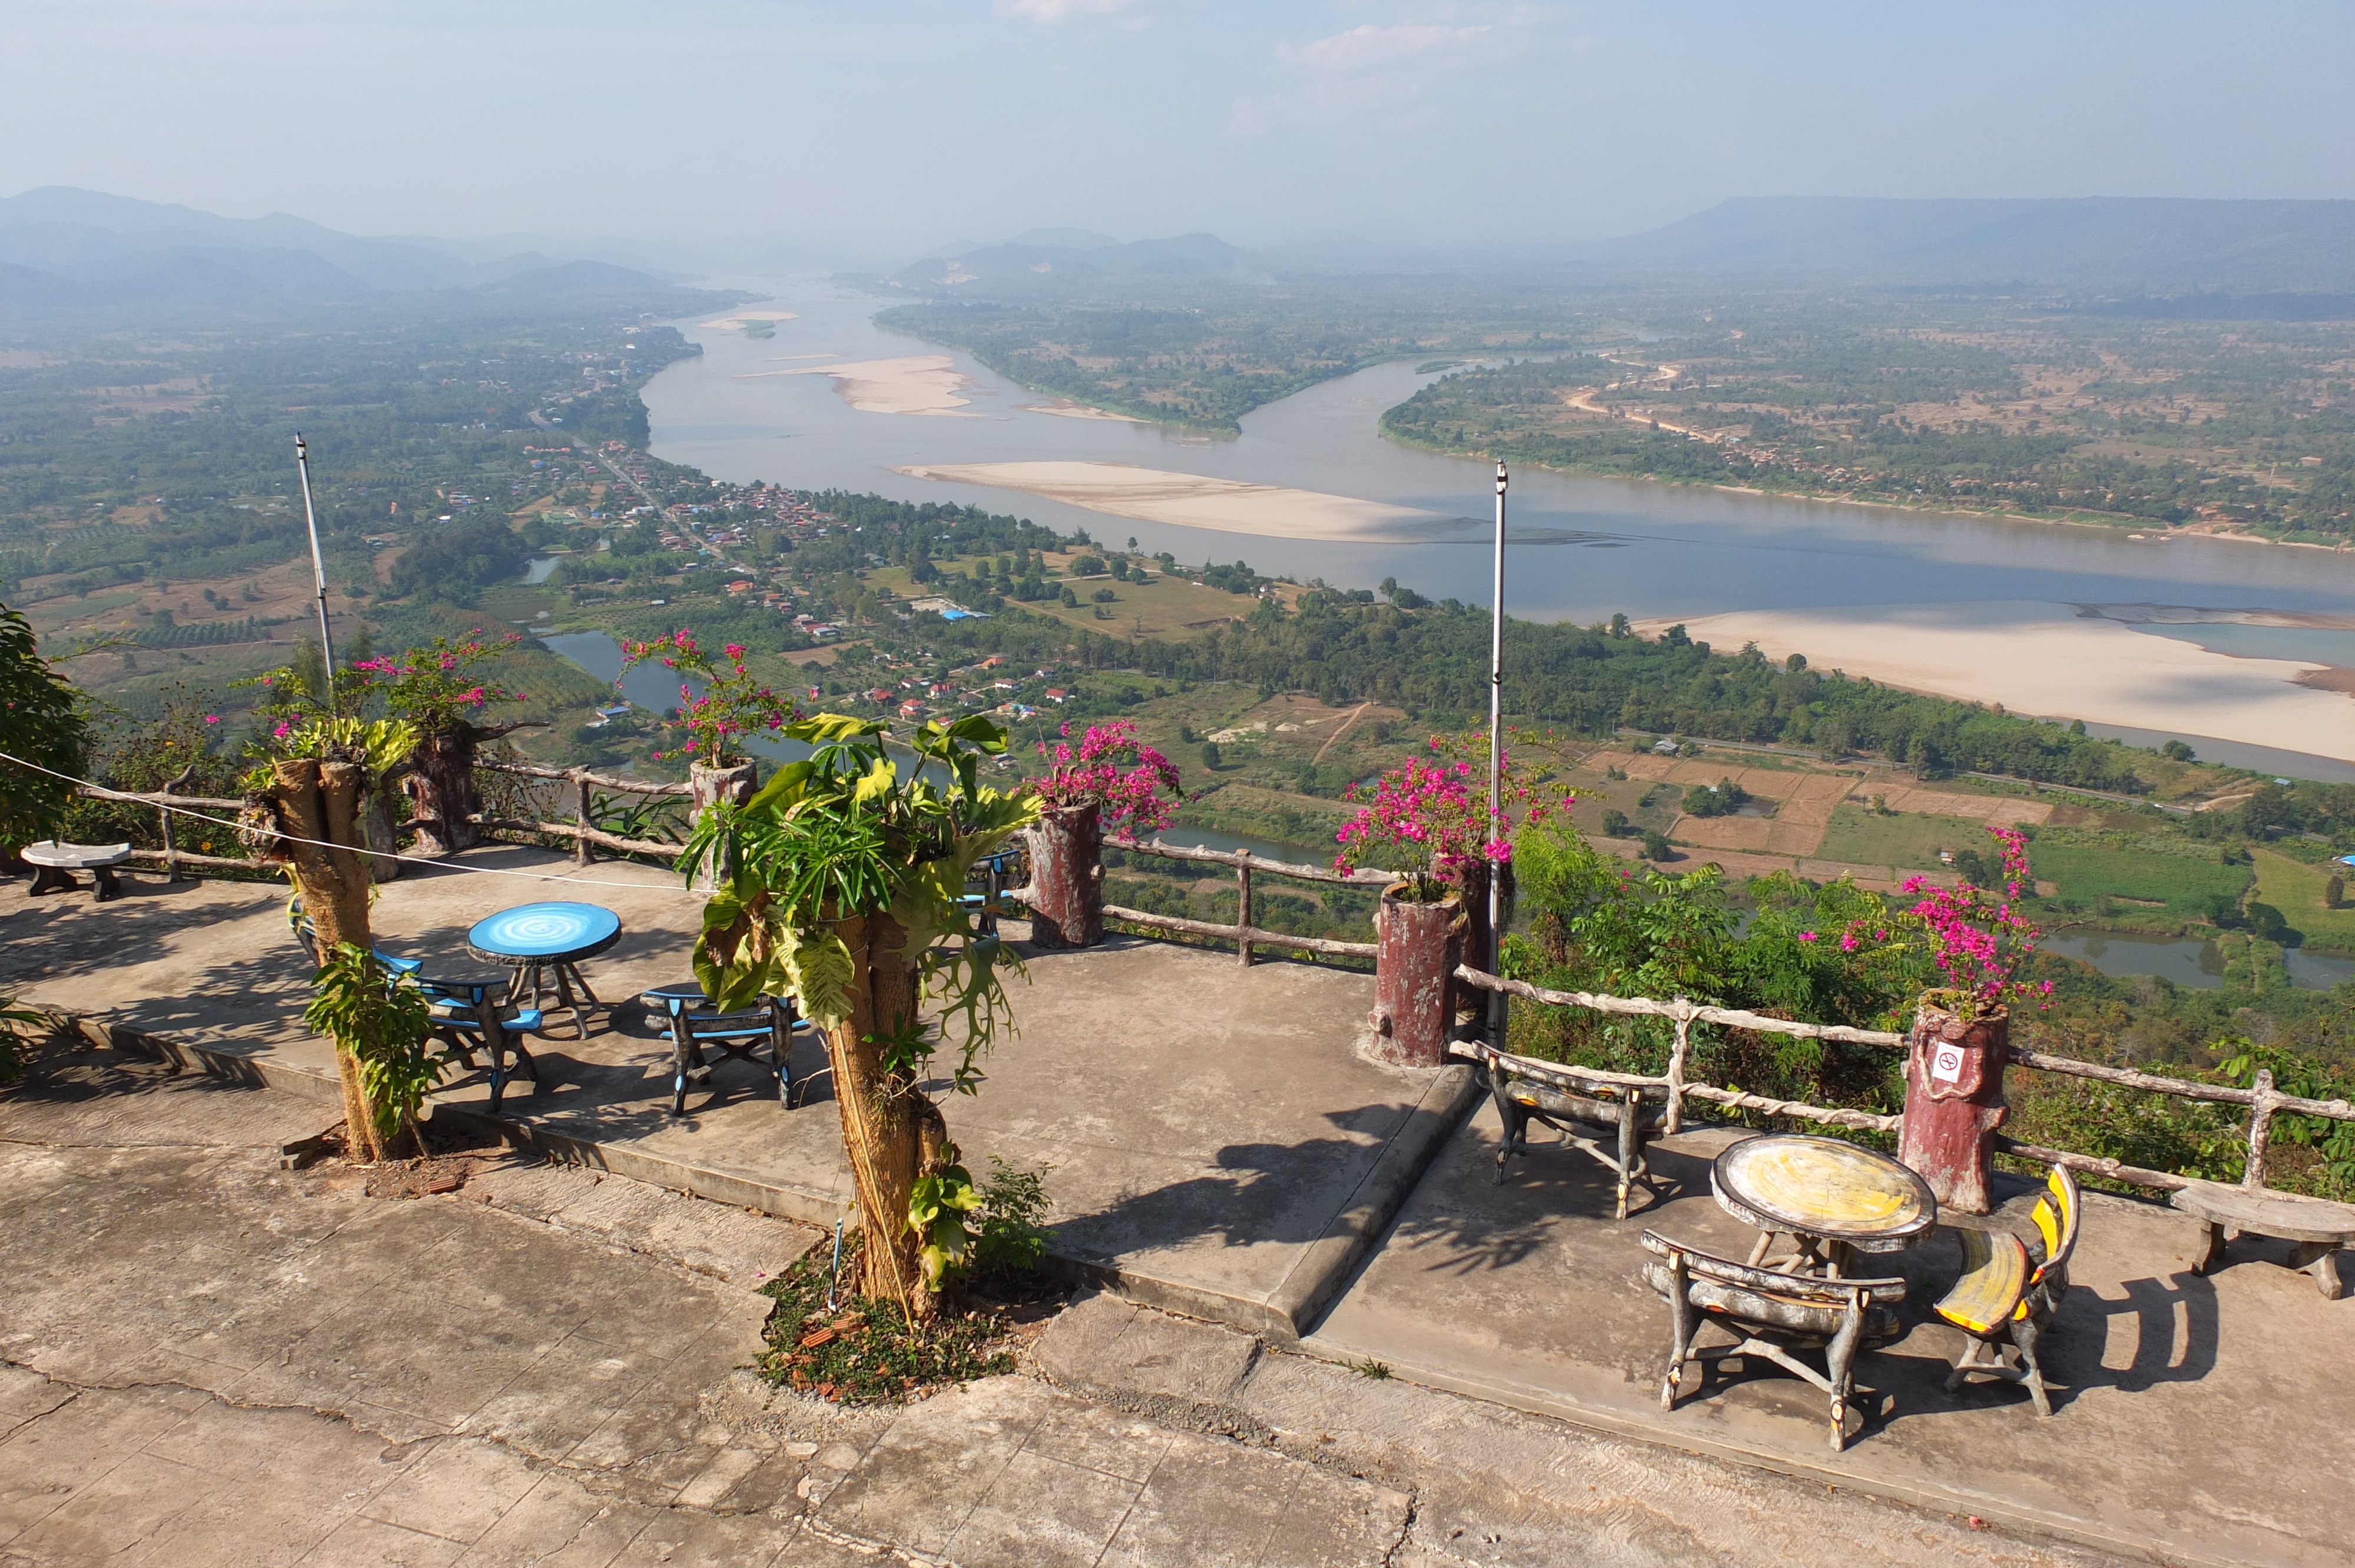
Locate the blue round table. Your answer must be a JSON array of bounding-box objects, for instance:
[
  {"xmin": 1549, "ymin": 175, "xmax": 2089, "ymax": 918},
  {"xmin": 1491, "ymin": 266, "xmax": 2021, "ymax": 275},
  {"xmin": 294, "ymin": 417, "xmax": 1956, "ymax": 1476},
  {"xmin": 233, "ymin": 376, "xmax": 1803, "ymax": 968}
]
[{"xmin": 467, "ymin": 901, "xmax": 623, "ymax": 1038}]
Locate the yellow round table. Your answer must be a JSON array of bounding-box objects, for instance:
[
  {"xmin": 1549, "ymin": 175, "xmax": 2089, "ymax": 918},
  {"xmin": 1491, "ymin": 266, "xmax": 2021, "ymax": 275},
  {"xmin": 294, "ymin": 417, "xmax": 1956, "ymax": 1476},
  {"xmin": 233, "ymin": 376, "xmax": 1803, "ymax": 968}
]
[{"xmin": 1712, "ymin": 1133, "xmax": 1938, "ymax": 1277}]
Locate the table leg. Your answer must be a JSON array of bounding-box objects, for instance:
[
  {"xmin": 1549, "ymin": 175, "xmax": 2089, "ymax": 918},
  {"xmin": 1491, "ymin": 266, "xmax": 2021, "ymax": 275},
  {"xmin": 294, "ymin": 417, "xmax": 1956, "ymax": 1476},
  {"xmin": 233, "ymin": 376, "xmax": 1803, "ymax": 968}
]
[
  {"xmin": 2191, "ymin": 1219, "xmax": 2229, "ymax": 1277},
  {"xmin": 1746, "ymin": 1230, "xmax": 1776, "ymax": 1267},
  {"xmin": 92, "ymin": 866, "xmax": 123, "ymax": 902},
  {"xmin": 562, "ymin": 962, "xmax": 603, "ymax": 1007}
]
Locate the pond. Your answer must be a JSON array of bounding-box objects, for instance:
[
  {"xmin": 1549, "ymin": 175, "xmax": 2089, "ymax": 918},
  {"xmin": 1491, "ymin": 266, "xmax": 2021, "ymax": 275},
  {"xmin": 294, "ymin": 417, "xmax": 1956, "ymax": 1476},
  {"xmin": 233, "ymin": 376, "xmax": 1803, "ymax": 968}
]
[{"xmin": 2042, "ymin": 927, "xmax": 2355, "ymax": 991}]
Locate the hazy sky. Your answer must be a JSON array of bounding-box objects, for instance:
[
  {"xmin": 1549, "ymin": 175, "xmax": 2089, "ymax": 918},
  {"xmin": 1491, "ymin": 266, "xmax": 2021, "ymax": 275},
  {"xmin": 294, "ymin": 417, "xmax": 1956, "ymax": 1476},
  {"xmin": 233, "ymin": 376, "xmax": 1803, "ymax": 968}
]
[{"xmin": 8, "ymin": 1, "xmax": 2353, "ymax": 257}]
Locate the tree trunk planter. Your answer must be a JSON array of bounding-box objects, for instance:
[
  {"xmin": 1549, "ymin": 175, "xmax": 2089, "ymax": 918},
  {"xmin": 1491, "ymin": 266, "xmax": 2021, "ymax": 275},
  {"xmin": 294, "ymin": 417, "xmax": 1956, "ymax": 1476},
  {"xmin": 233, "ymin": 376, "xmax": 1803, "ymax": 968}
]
[
  {"xmin": 1026, "ymin": 803, "xmax": 1103, "ymax": 948},
  {"xmin": 689, "ymin": 759, "xmax": 759, "ymax": 892},
  {"xmin": 1369, "ymin": 886, "xmax": 1464, "ymax": 1068},
  {"xmin": 403, "ymin": 726, "xmax": 484, "ymax": 858},
  {"xmin": 1441, "ymin": 858, "xmax": 1502, "ymax": 1032},
  {"xmin": 1898, "ymin": 999, "xmax": 2010, "ymax": 1214}
]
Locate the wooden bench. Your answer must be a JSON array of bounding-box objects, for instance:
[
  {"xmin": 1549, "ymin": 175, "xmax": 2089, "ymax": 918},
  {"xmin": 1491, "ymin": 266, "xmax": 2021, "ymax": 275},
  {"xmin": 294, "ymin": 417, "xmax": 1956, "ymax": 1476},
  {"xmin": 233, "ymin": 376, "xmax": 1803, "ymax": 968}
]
[
  {"xmin": 2171, "ymin": 1178, "xmax": 2354, "ymax": 1300},
  {"xmin": 1477, "ymin": 1041, "xmax": 1670, "ymax": 1219},
  {"xmin": 21, "ymin": 841, "xmax": 134, "ymax": 903}
]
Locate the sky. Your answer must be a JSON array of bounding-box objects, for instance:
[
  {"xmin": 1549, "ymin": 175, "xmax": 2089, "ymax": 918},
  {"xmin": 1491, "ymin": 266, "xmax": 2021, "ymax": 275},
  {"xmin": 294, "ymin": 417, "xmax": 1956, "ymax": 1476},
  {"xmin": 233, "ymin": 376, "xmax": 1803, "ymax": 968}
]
[{"xmin": 6, "ymin": 0, "xmax": 2353, "ymax": 260}]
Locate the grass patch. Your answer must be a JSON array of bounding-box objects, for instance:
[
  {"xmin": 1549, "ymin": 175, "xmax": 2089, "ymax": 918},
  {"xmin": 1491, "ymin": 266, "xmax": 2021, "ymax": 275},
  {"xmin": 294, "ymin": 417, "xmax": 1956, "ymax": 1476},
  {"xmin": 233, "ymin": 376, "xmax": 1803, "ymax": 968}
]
[
  {"xmin": 2253, "ymin": 849, "xmax": 2355, "ymax": 951},
  {"xmin": 756, "ymin": 1241, "xmax": 1014, "ymax": 1406},
  {"xmin": 2028, "ymin": 838, "xmax": 2251, "ymax": 916},
  {"xmin": 1815, "ymin": 804, "xmax": 1991, "ymax": 871}
]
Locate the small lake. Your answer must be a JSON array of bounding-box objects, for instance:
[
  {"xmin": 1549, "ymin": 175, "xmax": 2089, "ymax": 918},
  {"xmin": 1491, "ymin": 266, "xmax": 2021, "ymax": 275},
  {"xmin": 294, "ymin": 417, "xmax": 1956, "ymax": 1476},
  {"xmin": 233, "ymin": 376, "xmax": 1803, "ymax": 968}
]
[{"xmin": 2044, "ymin": 927, "xmax": 2355, "ymax": 990}]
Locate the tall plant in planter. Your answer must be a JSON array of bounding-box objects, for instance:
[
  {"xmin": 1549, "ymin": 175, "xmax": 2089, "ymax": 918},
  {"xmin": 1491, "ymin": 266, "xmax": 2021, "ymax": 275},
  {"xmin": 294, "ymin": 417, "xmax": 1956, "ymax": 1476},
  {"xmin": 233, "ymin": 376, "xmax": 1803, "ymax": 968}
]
[
  {"xmin": 0, "ymin": 600, "xmax": 88, "ymax": 857},
  {"xmin": 359, "ymin": 633, "xmax": 539, "ymax": 859},
  {"xmin": 686, "ymin": 713, "xmax": 1038, "ymax": 1320},
  {"xmin": 1898, "ymin": 825, "xmax": 2050, "ymax": 1212},
  {"xmin": 1024, "ymin": 720, "xmax": 1183, "ymax": 948},
  {"xmin": 1336, "ymin": 747, "xmax": 1518, "ymax": 1064},
  {"xmin": 622, "ymin": 632, "xmax": 802, "ymax": 864},
  {"xmin": 236, "ymin": 690, "xmax": 424, "ymax": 1160}
]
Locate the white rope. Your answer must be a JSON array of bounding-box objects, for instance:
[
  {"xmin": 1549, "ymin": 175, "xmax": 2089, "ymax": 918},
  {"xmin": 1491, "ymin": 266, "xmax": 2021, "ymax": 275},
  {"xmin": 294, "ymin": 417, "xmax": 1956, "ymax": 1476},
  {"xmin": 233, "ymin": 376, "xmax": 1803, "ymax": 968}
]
[{"xmin": 0, "ymin": 748, "xmax": 711, "ymax": 899}]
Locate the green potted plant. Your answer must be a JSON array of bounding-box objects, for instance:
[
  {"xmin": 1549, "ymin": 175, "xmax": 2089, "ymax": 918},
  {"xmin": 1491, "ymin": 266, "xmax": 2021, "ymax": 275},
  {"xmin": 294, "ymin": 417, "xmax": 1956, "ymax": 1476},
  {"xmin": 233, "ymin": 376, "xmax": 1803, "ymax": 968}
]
[{"xmin": 685, "ymin": 713, "xmax": 1038, "ymax": 1321}]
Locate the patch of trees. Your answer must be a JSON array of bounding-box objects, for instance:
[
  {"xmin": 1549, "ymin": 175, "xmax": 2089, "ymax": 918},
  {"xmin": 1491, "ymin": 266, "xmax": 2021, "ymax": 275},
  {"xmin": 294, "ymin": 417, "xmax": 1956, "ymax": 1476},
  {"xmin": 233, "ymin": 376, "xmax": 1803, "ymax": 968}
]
[{"xmin": 389, "ymin": 519, "xmax": 529, "ymax": 604}]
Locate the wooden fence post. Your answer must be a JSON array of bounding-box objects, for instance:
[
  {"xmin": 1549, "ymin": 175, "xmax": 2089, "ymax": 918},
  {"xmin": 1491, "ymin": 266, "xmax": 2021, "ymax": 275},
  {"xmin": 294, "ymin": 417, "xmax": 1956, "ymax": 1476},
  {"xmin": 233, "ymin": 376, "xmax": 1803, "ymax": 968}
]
[
  {"xmin": 1666, "ymin": 1004, "xmax": 1692, "ymax": 1135},
  {"xmin": 571, "ymin": 770, "xmax": 593, "ymax": 866},
  {"xmin": 1236, "ymin": 852, "xmax": 1253, "ymax": 968},
  {"xmin": 2245, "ymin": 1067, "xmax": 2277, "ymax": 1190},
  {"xmin": 159, "ymin": 764, "xmax": 194, "ymax": 884}
]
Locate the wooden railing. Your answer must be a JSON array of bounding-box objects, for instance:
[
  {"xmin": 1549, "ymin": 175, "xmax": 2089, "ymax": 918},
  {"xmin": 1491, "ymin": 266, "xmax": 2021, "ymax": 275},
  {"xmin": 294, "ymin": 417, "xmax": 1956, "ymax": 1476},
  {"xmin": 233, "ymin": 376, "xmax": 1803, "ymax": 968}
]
[
  {"xmin": 473, "ymin": 760, "xmax": 692, "ymax": 864},
  {"xmin": 1451, "ymin": 962, "xmax": 2355, "ymax": 1196},
  {"xmin": 1086, "ymin": 839, "xmax": 1390, "ymax": 967}
]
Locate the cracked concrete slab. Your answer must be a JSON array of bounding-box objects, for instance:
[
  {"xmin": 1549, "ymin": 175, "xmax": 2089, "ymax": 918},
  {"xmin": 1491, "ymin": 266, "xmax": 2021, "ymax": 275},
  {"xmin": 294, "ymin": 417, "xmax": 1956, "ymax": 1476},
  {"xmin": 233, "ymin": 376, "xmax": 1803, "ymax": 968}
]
[
  {"xmin": 1034, "ymin": 1294, "xmax": 2129, "ymax": 1568},
  {"xmin": 0, "ymin": 1045, "xmax": 1460, "ymax": 1568}
]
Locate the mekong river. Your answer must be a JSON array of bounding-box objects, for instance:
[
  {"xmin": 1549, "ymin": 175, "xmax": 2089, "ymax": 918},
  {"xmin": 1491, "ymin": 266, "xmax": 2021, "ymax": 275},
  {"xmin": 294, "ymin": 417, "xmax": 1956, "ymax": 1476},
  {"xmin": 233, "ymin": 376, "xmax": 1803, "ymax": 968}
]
[{"xmin": 639, "ymin": 283, "xmax": 2355, "ymax": 780}]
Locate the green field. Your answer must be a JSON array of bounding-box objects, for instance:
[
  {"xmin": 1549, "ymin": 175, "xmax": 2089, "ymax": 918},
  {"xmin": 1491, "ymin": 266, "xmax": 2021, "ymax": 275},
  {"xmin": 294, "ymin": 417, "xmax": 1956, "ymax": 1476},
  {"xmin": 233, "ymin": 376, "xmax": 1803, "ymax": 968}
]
[
  {"xmin": 2028, "ymin": 838, "xmax": 2250, "ymax": 916},
  {"xmin": 2252, "ymin": 850, "xmax": 2355, "ymax": 951},
  {"xmin": 1816, "ymin": 805, "xmax": 1992, "ymax": 871}
]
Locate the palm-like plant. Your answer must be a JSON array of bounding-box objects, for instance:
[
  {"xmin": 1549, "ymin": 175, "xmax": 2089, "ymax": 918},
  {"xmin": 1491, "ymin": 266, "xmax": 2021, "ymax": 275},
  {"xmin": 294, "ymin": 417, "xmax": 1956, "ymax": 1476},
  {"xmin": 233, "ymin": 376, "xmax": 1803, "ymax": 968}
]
[{"xmin": 685, "ymin": 713, "xmax": 1040, "ymax": 1318}]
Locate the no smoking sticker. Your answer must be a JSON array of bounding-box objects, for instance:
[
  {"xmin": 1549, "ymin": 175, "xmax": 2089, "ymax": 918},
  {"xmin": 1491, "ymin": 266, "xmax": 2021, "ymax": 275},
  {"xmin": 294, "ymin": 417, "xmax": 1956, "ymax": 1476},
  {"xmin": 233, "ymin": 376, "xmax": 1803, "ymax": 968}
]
[{"xmin": 1931, "ymin": 1042, "xmax": 1966, "ymax": 1083}]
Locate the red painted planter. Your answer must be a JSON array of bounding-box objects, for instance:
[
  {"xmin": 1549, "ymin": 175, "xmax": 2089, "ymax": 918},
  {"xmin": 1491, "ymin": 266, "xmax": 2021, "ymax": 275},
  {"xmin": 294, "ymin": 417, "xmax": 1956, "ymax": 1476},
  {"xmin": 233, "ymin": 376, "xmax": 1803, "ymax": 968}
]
[
  {"xmin": 1027, "ymin": 803, "xmax": 1103, "ymax": 949},
  {"xmin": 1898, "ymin": 999, "xmax": 2010, "ymax": 1215},
  {"xmin": 1369, "ymin": 887, "xmax": 1463, "ymax": 1068}
]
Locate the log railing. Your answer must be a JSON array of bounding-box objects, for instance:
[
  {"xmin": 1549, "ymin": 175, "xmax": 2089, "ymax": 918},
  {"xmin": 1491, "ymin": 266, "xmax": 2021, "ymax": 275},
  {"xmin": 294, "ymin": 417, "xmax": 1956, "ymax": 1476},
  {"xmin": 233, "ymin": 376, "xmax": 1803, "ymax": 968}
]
[
  {"xmin": 473, "ymin": 760, "xmax": 692, "ymax": 866},
  {"xmin": 1450, "ymin": 962, "xmax": 2355, "ymax": 1195},
  {"xmin": 1070, "ymin": 839, "xmax": 1391, "ymax": 966}
]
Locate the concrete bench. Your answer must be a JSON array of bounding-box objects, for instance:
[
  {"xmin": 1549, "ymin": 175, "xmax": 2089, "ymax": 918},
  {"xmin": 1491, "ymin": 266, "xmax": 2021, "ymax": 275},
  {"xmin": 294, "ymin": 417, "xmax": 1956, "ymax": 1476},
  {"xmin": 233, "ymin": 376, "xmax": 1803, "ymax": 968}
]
[
  {"xmin": 21, "ymin": 841, "xmax": 134, "ymax": 903},
  {"xmin": 2172, "ymin": 1179, "xmax": 2354, "ymax": 1300}
]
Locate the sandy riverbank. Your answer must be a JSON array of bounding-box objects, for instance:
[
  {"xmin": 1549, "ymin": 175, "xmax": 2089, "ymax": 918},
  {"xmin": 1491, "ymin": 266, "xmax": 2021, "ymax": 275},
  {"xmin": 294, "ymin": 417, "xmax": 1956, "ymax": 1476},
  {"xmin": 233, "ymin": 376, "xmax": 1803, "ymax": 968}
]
[
  {"xmin": 699, "ymin": 308, "xmax": 800, "ymax": 330},
  {"xmin": 894, "ymin": 460, "xmax": 1444, "ymax": 539},
  {"xmin": 1642, "ymin": 601, "xmax": 2355, "ymax": 763},
  {"xmin": 1023, "ymin": 400, "xmax": 1148, "ymax": 423},
  {"xmin": 738, "ymin": 354, "xmax": 980, "ymax": 417}
]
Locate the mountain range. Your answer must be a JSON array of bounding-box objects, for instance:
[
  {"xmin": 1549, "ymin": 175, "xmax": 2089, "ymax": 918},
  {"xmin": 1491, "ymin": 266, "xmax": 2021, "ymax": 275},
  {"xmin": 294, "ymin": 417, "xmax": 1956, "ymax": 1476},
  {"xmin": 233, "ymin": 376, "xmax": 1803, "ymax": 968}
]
[
  {"xmin": 0, "ymin": 187, "xmax": 725, "ymax": 318},
  {"xmin": 1577, "ymin": 197, "xmax": 2355, "ymax": 291}
]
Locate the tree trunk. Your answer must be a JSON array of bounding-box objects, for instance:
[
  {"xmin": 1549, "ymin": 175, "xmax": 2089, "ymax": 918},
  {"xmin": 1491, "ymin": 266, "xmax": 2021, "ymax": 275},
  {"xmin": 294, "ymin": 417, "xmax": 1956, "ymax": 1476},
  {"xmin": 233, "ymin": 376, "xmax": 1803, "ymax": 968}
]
[
  {"xmin": 824, "ymin": 911, "xmax": 951, "ymax": 1323},
  {"xmin": 360, "ymin": 763, "xmax": 407, "ymax": 882},
  {"xmin": 267, "ymin": 758, "xmax": 390, "ymax": 1162},
  {"xmin": 1026, "ymin": 803, "xmax": 1103, "ymax": 948},
  {"xmin": 404, "ymin": 725, "xmax": 483, "ymax": 857},
  {"xmin": 689, "ymin": 759, "xmax": 758, "ymax": 892}
]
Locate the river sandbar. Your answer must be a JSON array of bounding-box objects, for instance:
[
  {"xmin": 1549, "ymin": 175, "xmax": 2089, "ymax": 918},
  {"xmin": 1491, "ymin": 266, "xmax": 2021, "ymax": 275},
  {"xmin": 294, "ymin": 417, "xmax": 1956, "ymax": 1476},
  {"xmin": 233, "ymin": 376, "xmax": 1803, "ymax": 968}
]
[
  {"xmin": 739, "ymin": 354, "xmax": 980, "ymax": 417},
  {"xmin": 1645, "ymin": 601, "xmax": 2355, "ymax": 762},
  {"xmin": 894, "ymin": 460, "xmax": 1442, "ymax": 539},
  {"xmin": 699, "ymin": 308, "xmax": 800, "ymax": 329}
]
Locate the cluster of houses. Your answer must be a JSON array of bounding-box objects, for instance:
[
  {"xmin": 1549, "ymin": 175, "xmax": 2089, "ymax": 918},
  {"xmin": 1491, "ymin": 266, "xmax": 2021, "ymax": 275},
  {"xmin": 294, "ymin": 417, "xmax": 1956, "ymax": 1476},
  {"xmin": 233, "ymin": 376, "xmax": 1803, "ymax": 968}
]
[{"xmin": 838, "ymin": 653, "xmax": 1071, "ymax": 724}]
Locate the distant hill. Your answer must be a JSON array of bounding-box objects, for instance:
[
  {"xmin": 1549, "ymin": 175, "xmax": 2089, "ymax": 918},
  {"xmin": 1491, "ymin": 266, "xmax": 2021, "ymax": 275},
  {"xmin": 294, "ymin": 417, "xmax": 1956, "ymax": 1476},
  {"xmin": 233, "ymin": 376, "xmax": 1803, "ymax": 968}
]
[
  {"xmin": 1583, "ymin": 197, "xmax": 2355, "ymax": 291},
  {"xmin": 887, "ymin": 232, "xmax": 1263, "ymax": 295},
  {"xmin": 0, "ymin": 187, "xmax": 737, "ymax": 321}
]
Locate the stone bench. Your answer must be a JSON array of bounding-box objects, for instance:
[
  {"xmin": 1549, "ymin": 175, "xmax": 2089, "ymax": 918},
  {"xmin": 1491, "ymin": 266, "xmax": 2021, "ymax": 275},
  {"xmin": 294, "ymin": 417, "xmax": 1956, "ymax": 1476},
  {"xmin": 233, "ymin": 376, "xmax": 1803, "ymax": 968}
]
[
  {"xmin": 2171, "ymin": 1178, "xmax": 2355, "ymax": 1300},
  {"xmin": 21, "ymin": 841, "xmax": 134, "ymax": 903}
]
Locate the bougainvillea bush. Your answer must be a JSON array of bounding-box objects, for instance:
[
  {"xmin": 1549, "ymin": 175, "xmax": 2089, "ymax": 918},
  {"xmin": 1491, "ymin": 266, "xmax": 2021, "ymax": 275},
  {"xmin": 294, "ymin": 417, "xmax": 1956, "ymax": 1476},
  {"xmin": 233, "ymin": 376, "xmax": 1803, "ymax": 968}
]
[
  {"xmin": 621, "ymin": 630, "xmax": 800, "ymax": 768},
  {"xmin": 1029, "ymin": 719, "xmax": 1183, "ymax": 842},
  {"xmin": 1903, "ymin": 823, "xmax": 2050, "ymax": 1019},
  {"xmin": 1334, "ymin": 733, "xmax": 1553, "ymax": 900}
]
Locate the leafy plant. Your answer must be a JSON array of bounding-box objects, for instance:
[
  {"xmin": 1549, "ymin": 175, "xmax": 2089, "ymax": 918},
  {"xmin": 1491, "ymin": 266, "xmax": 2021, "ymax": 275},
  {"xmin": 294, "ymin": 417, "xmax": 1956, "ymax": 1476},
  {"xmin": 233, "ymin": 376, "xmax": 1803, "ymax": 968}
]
[
  {"xmin": 1334, "ymin": 748, "xmax": 1511, "ymax": 900},
  {"xmin": 300, "ymin": 943, "xmax": 443, "ymax": 1156},
  {"xmin": 756, "ymin": 1239, "xmax": 1014, "ymax": 1406},
  {"xmin": 0, "ymin": 994, "xmax": 48, "ymax": 1086},
  {"xmin": 971, "ymin": 1154, "xmax": 1055, "ymax": 1282},
  {"xmin": 0, "ymin": 599, "xmax": 89, "ymax": 851},
  {"xmin": 350, "ymin": 632, "xmax": 527, "ymax": 732},
  {"xmin": 689, "ymin": 712, "xmax": 1040, "ymax": 1316}
]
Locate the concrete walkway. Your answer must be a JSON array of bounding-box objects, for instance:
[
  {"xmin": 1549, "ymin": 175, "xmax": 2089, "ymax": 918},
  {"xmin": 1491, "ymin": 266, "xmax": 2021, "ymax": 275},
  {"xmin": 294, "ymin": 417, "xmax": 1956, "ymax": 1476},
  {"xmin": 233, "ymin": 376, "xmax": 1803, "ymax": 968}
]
[
  {"xmin": 1305, "ymin": 1102, "xmax": 2355, "ymax": 1568},
  {"xmin": 1, "ymin": 852, "xmax": 1469, "ymax": 1338},
  {"xmin": 0, "ymin": 1042, "xmax": 2112, "ymax": 1568}
]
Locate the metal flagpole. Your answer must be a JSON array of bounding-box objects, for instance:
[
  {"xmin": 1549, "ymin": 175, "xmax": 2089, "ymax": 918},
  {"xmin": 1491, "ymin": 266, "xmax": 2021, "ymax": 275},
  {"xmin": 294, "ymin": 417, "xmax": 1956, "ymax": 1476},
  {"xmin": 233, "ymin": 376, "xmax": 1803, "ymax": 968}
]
[
  {"xmin": 1488, "ymin": 459, "xmax": 1508, "ymax": 1044},
  {"xmin": 293, "ymin": 433, "xmax": 337, "ymax": 685}
]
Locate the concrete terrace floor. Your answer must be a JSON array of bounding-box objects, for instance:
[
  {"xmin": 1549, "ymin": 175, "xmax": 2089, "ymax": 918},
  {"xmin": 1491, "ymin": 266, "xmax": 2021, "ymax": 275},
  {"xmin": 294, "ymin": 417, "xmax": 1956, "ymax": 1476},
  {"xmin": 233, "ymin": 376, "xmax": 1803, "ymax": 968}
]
[
  {"xmin": 0, "ymin": 848, "xmax": 1469, "ymax": 1338},
  {"xmin": 1309, "ymin": 1108, "xmax": 2355, "ymax": 1568},
  {"xmin": 8, "ymin": 851, "xmax": 2355, "ymax": 1565}
]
